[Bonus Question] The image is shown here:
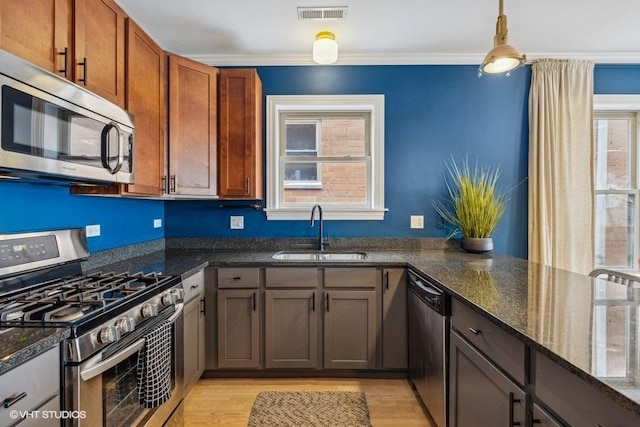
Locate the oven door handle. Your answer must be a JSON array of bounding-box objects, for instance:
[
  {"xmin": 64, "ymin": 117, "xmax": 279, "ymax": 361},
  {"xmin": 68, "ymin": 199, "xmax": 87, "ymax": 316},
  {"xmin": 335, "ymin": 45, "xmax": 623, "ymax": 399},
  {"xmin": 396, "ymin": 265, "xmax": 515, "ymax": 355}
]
[
  {"xmin": 80, "ymin": 339, "xmax": 145, "ymax": 381},
  {"xmin": 168, "ymin": 302, "xmax": 183, "ymax": 324}
]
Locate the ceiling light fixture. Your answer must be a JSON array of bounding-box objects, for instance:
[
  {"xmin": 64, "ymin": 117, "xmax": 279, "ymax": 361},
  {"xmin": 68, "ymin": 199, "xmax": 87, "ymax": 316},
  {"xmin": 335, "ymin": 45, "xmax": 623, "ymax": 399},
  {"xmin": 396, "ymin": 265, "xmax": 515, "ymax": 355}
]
[
  {"xmin": 479, "ymin": 0, "xmax": 526, "ymax": 76},
  {"xmin": 313, "ymin": 31, "xmax": 338, "ymax": 65}
]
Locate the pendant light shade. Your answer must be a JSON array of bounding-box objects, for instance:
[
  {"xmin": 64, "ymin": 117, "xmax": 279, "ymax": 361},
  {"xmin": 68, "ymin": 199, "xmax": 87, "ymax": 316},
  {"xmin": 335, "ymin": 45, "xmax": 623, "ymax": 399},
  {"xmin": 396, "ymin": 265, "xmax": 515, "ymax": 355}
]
[
  {"xmin": 313, "ymin": 31, "xmax": 338, "ymax": 65},
  {"xmin": 479, "ymin": 0, "xmax": 526, "ymax": 75}
]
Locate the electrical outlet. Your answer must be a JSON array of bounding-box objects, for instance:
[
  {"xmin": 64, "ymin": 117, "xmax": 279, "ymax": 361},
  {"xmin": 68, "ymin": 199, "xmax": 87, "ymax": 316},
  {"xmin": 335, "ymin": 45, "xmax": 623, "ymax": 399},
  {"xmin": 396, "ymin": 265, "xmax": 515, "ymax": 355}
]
[
  {"xmin": 153, "ymin": 219, "xmax": 162, "ymax": 228},
  {"xmin": 410, "ymin": 215, "xmax": 424, "ymax": 229},
  {"xmin": 86, "ymin": 224, "xmax": 101, "ymax": 237},
  {"xmin": 230, "ymin": 216, "xmax": 244, "ymax": 230}
]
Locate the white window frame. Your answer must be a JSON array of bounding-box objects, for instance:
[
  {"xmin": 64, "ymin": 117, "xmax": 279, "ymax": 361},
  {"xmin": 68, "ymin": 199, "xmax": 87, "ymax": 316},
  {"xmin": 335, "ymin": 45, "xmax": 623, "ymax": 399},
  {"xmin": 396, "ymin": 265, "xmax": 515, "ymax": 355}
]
[
  {"xmin": 265, "ymin": 94, "xmax": 386, "ymax": 220},
  {"xmin": 593, "ymin": 95, "xmax": 640, "ymax": 272}
]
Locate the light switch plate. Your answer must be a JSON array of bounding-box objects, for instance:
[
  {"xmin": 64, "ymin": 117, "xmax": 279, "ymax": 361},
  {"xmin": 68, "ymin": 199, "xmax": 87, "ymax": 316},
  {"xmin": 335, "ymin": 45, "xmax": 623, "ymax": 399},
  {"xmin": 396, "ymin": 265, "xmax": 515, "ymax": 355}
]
[
  {"xmin": 230, "ymin": 216, "xmax": 244, "ymax": 230},
  {"xmin": 410, "ymin": 215, "xmax": 424, "ymax": 229},
  {"xmin": 153, "ymin": 219, "xmax": 162, "ymax": 228}
]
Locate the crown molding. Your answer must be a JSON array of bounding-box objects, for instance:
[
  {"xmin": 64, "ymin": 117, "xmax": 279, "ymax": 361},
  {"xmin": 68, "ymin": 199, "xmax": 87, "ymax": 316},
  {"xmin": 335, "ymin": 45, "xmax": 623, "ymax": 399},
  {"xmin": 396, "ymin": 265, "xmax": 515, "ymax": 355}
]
[{"xmin": 186, "ymin": 52, "xmax": 640, "ymax": 67}]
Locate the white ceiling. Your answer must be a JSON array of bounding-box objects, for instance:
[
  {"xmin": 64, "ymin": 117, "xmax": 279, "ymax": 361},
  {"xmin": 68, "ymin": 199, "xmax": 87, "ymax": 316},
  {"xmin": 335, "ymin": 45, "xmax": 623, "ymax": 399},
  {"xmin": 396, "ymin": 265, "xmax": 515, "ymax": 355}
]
[{"xmin": 116, "ymin": 0, "xmax": 640, "ymax": 67}]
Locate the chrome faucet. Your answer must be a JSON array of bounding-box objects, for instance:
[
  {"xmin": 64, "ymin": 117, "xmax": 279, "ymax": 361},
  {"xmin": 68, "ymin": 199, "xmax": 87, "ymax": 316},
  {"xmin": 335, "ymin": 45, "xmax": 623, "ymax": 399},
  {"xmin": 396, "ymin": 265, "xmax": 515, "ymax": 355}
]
[{"xmin": 309, "ymin": 204, "xmax": 327, "ymax": 251}]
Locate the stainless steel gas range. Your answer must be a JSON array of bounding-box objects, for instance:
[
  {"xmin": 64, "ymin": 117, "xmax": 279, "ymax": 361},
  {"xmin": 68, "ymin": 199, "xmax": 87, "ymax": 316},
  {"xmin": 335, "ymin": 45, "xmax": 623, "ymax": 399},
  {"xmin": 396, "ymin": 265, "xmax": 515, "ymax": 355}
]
[{"xmin": 0, "ymin": 229, "xmax": 184, "ymax": 427}]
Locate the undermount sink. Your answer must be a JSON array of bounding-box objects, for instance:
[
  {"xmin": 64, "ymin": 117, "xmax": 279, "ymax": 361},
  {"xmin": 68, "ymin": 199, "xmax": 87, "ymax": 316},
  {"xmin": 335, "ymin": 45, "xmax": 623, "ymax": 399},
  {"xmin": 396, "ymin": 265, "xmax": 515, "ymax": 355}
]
[{"xmin": 272, "ymin": 250, "xmax": 368, "ymax": 261}]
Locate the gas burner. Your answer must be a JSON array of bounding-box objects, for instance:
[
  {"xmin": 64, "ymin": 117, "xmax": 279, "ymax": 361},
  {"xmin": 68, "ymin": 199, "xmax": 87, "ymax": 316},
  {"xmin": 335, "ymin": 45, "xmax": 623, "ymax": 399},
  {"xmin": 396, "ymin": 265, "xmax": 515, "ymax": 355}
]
[{"xmin": 46, "ymin": 305, "xmax": 86, "ymax": 322}]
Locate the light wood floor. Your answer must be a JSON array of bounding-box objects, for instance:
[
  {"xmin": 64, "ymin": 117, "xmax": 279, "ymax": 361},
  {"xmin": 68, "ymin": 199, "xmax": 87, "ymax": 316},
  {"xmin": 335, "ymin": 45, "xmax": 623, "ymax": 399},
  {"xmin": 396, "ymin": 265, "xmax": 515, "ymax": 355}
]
[{"xmin": 183, "ymin": 378, "xmax": 436, "ymax": 426}]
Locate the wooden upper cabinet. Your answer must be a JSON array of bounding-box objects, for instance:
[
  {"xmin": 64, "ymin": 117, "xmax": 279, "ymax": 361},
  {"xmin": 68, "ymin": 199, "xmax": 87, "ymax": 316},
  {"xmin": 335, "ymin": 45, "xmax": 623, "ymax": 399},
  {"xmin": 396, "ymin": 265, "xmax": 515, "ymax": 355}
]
[
  {"xmin": 74, "ymin": 0, "xmax": 126, "ymax": 107},
  {"xmin": 124, "ymin": 19, "xmax": 165, "ymax": 196},
  {"xmin": 168, "ymin": 55, "xmax": 218, "ymax": 197},
  {"xmin": 0, "ymin": 0, "xmax": 72, "ymax": 78},
  {"xmin": 218, "ymin": 69, "xmax": 263, "ymax": 199}
]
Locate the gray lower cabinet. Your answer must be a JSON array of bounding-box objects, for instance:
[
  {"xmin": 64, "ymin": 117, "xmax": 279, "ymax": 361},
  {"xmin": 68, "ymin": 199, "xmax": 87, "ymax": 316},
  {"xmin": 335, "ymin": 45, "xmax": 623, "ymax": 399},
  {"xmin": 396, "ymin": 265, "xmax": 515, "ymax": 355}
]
[
  {"xmin": 323, "ymin": 290, "xmax": 376, "ymax": 369},
  {"xmin": 532, "ymin": 350, "xmax": 640, "ymax": 426},
  {"xmin": 265, "ymin": 289, "xmax": 319, "ymax": 368},
  {"xmin": 449, "ymin": 330, "xmax": 526, "ymax": 426},
  {"xmin": 183, "ymin": 270, "xmax": 205, "ymax": 393},
  {"xmin": 217, "ymin": 288, "xmax": 260, "ymax": 368},
  {"xmin": 531, "ymin": 403, "xmax": 562, "ymax": 426},
  {"xmin": 382, "ymin": 268, "xmax": 407, "ymax": 369}
]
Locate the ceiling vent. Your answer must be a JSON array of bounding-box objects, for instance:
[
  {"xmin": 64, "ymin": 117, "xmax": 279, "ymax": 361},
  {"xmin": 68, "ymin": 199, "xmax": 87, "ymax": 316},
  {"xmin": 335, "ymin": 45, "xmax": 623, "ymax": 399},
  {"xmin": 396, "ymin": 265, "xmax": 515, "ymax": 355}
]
[{"xmin": 297, "ymin": 6, "xmax": 348, "ymax": 21}]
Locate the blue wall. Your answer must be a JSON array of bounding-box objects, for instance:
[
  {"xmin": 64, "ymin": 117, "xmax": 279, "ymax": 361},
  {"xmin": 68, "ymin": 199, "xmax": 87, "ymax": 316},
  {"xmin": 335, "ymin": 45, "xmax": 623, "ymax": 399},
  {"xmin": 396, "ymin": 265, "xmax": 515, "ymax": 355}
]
[
  {"xmin": 4, "ymin": 63, "xmax": 640, "ymax": 258},
  {"xmin": 166, "ymin": 65, "xmax": 532, "ymax": 258},
  {"xmin": 0, "ymin": 182, "xmax": 164, "ymax": 252}
]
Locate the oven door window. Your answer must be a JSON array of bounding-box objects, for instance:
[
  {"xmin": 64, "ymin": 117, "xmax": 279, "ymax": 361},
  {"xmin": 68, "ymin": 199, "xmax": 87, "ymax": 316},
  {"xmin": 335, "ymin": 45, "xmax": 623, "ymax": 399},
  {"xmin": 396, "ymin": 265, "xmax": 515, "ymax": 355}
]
[{"xmin": 1, "ymin": 85, "xmax": 128, "ymax": 171}]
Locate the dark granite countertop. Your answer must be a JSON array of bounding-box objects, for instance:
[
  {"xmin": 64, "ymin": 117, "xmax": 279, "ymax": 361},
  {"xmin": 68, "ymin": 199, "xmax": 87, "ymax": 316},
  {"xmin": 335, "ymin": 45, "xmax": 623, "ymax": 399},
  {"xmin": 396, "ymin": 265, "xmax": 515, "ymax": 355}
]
[
  {"xmin": 6, "ymin": 239, "xmax": 638, "ymax": 418},
  {"xmin": 0, "ymin": 327, "xmax": 69, "ymax": 375}
]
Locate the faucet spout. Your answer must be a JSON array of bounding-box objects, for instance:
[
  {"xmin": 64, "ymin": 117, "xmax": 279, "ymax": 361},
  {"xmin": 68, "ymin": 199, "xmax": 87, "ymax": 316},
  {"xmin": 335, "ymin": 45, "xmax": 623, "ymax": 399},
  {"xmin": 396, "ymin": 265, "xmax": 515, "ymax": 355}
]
[{"xmin": 310, "ymin": 204, "xmax": 326, "ymax": 251}]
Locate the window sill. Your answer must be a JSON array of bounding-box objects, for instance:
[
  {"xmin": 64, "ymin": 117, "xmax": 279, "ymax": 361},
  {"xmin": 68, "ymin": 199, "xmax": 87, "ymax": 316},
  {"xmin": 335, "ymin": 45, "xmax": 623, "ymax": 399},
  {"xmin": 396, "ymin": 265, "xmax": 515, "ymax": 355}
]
[{"xmin": 265, "ymin": 208, "xmax": 387, "ymax": 221}]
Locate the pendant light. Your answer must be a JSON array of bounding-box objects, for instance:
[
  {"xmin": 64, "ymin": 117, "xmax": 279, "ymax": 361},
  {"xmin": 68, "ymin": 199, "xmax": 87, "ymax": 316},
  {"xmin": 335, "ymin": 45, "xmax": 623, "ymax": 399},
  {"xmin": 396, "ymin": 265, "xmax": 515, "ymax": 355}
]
[
  {"xmin": 479, "ymin": 0, "xmax": 526, "ymax": 76},
  {"xmin": 313, "ymin": 31, "xmax": 338, "ymax": 65}
]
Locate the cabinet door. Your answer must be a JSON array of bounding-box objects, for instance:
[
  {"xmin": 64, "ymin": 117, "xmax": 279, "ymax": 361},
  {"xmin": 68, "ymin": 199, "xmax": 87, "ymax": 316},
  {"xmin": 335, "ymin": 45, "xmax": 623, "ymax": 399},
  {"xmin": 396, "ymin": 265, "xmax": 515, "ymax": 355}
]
[
  {"xmin": 382, "ymin": 269, "xmax": 407, "ymax": 369},
  {"xmin": 183, "ymin": 296, "xmax": 200, "ymax": 392},
  {"xmin": 218, "ymin": 68, "xmax": 263, "ymax": 199},
  {"xmin": 123, "ymin": 19, "xmax": 165, "ymax": 196},
  {"xmin": 74, "ymin": 0, "xmax": 126, "ymax": 106},
  {"xmin": 265, "ymin": 290, "xmax": 318, "ymax": 369},
  {"xmin": 324, "ymin": 290, "xmax": 376, "ymax": 369},
  {"xmin": 168, "ymin": 55, "xmax": 218, "ymax": 196},
  {"xmin": 0, "ymin": 0, "xmax": 72, "ymax": 77},
  {"xmin": 217, "ymin": 289, "xmax": 260, "ymax": 368},
  {"xmin": 449, "ymin": 330, "xmax": 526, "ymax": 427}
]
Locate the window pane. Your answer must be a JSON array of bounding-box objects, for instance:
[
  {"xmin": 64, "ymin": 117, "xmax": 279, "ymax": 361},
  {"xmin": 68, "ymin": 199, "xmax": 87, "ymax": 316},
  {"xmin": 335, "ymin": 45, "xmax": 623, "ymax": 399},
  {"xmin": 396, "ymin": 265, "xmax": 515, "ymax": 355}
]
[
  {"xmin": 594, "ymin": 194, "xmax": 635, "ymax": 268},
  {"xmin": 286, "ymin": 123, "xmax": 317, "ymax": 151},
  {"xmin": 283, "ymin": 161, "xmax": 367, "ymax": 205},
  {"xmin": 284, "ymin": 163, "xmax": 317, "ymax": 181},
  {"xmin": 321, "ymin": 118, "xmax": 366, "ymax": 157},
  {"xmin": 594, "ymin": 118, "xmax": 631, "ymax": 190}
]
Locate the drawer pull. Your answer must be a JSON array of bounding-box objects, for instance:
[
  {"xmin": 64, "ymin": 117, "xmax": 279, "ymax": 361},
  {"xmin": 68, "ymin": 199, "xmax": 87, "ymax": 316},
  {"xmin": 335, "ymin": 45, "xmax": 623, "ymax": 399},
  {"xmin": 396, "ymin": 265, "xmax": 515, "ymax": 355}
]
[
  {"xmin": 509, "ymin": 392, "xmax": 522, "ymax": 426},
  {"xmin": 3, "ymin": 391, "xmax": 27, "ymax": 408},
  {"xmin": 468, "ymin": 327, "xmax": 481, "ymax": 335},
  {"xmin": 191, "ymin": 285, "xmax": 199, "ymax": 289},
  {"xmin": 233, "ymin": 276, "xmax": 242, "ymax": 280}
]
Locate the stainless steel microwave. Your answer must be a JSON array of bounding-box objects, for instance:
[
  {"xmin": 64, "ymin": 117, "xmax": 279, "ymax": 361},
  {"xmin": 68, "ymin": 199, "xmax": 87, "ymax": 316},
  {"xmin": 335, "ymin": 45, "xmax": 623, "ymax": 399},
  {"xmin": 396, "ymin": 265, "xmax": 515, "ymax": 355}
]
[{"xmin": 0, "ymin": 49, "xmax": 134, "ymax": 184}]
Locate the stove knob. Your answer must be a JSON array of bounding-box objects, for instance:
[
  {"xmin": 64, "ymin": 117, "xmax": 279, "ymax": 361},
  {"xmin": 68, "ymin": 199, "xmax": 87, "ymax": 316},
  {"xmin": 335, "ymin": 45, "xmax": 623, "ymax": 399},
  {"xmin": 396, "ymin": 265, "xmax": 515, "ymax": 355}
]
[
  {"xmin": 172, "ymin": 288, "xmax": 185, "ymax": 301},
  {"xmin": 99, "ymin": 325, "xmax": 121, "ymax": 344},
  {"xmin": 161, "ymin": 291, "xmax": 177, "ymax": 306},
  {"xmin": 141, "ymin": 303, "xmax": 159, "ymax": 318},
  {"xmin": 116, "ymin": 317, "xmax": 136, "ymax": 334}
]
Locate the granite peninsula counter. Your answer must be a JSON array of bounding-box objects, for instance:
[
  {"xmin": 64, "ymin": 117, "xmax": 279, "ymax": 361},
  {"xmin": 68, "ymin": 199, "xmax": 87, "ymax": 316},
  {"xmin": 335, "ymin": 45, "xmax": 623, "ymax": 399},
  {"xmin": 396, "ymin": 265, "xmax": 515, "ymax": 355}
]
[{"xmin": 4, "ymin": 243, "xmax": 639, "ymax": 422}]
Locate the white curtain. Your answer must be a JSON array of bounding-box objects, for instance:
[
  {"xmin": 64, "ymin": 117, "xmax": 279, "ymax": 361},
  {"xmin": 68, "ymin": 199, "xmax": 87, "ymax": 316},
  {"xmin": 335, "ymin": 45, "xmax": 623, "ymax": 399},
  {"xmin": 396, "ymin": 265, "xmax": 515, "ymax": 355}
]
[{"xmin": 528, "ymin": 59, "xmax": 595, "ymax": 274}]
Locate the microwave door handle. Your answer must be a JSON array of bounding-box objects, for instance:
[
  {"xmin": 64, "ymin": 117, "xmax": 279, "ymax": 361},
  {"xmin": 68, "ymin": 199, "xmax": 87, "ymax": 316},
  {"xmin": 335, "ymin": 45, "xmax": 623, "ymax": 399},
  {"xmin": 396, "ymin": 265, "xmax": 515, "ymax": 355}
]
[
  {"xmin": 80, "ymin": 338, "xmax": 145, "ymax": 381},
  {"xmin": 100, "ymin": 123, "xmax": 124, "ymax": 174}
]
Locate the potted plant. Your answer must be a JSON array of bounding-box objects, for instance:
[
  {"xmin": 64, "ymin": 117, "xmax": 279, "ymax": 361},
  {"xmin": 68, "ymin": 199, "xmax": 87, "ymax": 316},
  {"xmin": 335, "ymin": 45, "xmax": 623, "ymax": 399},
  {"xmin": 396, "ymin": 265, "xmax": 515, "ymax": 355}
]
[{"xmin": 433, "ymin": 157, "xmax": 508, "ymax": 253}]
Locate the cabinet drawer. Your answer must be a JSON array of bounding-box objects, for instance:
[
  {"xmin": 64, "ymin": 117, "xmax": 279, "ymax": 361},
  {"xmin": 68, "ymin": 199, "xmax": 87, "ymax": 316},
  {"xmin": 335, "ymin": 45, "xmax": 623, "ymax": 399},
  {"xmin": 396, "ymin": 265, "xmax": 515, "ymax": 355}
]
[
  {"xmin": 0, "ymin": 347, "xmax": 59, "ymax": 427},
  {"xmin": 451, "ymin": 298, "xmax": 525, "ymax": 385},
  {"xmin": 533, "ymin": 351, "xmax": 640, "ymax": 426},
  {"xmin": 183, "ymin": 269, "xmax": 205, "ymax": 303},
  {"xmin": 217, "ymin": 268, "xmax": 259, "ymax": 289},
  {"xmin": 265, "ymin": 268, "xmax": 318, "ymax": 288},
  {"xmin": 324, "ymin": 268, "xmax": 378, "ymax": 288}
]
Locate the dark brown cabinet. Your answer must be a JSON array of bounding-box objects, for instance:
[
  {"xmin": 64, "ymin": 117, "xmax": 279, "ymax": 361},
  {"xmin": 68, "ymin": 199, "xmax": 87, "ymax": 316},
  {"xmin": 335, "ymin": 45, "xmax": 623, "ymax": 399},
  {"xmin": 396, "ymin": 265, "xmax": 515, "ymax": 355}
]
[
  {"xmin": 265, "ymin": 289, "xmax": 319, "ymax": 369},
  {"xmin": 382, "ymin": 268, "xmax": 407, "ymax": 369},
  {"xmin": 168, "ymin": 54, "xmax": 219, "ymax": 197},
  {"xmin": 449, "ymin": 330, "xmax": 526, "ymax": 426},
  {"xmin": 0, "ymin": 0, "xmax": 72, "ymax": 77},
  {"xmin": 74, "ymin": 0, "xmax": 126, "ymax": 106},
  {"xmin": 122, "ymin": 19, "xmax": 165, "ymax": 196},
  {"xmin": 218, "ymin": 68, "xmax": 263, "ymax": 199}
]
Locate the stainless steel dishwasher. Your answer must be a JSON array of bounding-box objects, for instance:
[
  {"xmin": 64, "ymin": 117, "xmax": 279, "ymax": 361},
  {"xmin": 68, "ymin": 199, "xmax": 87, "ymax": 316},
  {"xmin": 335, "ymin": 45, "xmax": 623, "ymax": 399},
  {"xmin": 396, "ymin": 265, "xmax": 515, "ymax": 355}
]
[{"xmin": 408, "ymin": 269, "xmax": 450, "ymax": 427}]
